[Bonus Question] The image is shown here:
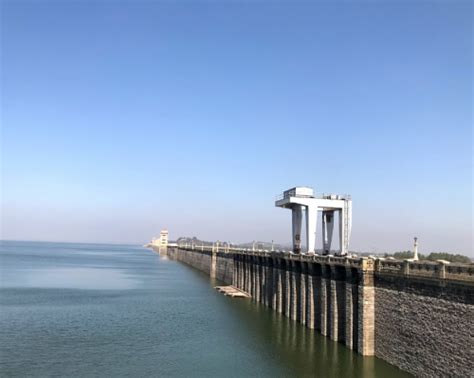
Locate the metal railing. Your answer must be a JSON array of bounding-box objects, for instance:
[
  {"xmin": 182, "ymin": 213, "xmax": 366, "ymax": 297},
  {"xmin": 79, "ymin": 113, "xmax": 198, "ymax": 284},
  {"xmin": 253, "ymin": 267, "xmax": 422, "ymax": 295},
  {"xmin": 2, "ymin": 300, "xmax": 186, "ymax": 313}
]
[{"xmin": 275, "ymin": 192, "xmax": 352, "ymax": 202}]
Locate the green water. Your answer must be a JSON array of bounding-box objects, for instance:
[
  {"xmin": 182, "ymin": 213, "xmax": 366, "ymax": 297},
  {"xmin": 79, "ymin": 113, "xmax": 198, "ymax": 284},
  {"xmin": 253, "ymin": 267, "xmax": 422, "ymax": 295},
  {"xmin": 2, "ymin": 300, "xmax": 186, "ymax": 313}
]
[{"xmin": 0, "ymin": 241, "xmax": 409, "ymax": 377}]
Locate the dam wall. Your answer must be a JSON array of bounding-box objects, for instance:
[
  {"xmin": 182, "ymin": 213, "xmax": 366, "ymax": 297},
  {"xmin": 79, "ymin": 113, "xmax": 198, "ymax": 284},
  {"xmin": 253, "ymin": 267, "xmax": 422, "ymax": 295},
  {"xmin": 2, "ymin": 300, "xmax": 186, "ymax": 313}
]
[
  {"xmin": 374, "ymin": 260, "xmax": 473, "ymax": 377},
  {"xmin": 159, "ymin": 246, "xmax": 473, "ymax": 377},
  {"xmin": 215, "ymin": 253, "xmax": 234, "ymax": 284},
  {"xmin": 162, "ymin": 247, "xmax": 233, "ymax": 284}
]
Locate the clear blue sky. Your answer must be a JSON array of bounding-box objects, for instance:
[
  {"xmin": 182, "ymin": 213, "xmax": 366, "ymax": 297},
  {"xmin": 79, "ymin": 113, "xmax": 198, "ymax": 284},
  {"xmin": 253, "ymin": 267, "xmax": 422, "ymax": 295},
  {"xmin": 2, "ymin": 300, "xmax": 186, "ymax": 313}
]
[{"xmin": 2, "ymin": 1, "xmax": 472, "ymax": 254}]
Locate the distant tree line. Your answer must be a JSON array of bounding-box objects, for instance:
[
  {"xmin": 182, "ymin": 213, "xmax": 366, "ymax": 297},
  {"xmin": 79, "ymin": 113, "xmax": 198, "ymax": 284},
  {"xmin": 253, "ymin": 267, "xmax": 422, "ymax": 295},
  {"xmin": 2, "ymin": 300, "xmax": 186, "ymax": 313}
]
[{"xmin": 384, "ymin": 250, "xmax": 472, "ymax": 264}]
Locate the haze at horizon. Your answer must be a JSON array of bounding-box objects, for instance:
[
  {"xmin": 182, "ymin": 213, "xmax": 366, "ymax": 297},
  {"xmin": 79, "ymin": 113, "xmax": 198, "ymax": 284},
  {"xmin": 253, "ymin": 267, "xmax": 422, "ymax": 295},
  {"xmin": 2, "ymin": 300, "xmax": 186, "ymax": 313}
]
[{"xmin": 1, "ymin": 1, "xmax": 472, "ymax": 255}]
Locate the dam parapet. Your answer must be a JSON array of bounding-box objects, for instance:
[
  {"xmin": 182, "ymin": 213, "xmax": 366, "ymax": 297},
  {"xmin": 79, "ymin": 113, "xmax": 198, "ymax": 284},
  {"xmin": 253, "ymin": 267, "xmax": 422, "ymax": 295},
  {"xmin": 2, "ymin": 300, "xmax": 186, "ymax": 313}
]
[
  {"xmin": 154, "ymin": 245, "xmax": 473, "ymax": 377},
  {"xmin": 375, "ymin": 258, "xmax": 473, "ymax": 282}
]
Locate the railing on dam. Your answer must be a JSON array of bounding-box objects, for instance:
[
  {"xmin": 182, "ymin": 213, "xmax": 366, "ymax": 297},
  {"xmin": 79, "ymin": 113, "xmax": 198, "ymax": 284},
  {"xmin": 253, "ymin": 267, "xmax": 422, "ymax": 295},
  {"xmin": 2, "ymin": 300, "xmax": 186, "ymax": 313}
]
[
  {"xmin": 374, "ymin": 258, "xmax": 474, "ymax": 282},
  {"xmin": 175, "ymin": 244, "xmax": 473, "ymax": 283}
]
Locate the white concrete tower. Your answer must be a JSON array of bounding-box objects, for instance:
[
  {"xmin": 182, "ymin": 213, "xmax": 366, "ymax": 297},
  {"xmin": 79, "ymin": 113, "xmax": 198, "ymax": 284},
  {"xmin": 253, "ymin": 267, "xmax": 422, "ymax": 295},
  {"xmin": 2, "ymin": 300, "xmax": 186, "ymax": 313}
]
[
  {"xmin": 275, "ymin": 187, "xmax": 352, "ymax": 255},
  {"xmin": 291, "ymin": 204, "xmax": 305, "ymax": 253},
  {"xmin": 322, "ymin": 211, "xmax": 335, "ymax": 254},
  {"xmin": 413, "ymin": 236, "xmax": 419, "ymax": 261}
]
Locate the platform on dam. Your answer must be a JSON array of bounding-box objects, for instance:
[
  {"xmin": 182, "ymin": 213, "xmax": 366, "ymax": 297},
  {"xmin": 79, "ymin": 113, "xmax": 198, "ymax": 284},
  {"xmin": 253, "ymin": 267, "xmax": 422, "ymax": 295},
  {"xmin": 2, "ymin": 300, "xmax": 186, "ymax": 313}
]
[{"xmin": 215, "ymin": 285, "xmax": 251, "ymax": 298}]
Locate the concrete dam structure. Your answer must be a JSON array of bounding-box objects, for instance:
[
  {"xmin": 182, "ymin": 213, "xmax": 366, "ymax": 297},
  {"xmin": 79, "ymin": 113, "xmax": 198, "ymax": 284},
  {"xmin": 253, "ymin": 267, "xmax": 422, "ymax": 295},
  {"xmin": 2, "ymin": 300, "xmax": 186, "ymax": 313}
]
[
  {"xmin": 155, "ymin": 245, "xmax": 473, "ymax": 377},
  {"xmin": 151, "ymin": 187, "xmax": 473, "ymax": 376}
]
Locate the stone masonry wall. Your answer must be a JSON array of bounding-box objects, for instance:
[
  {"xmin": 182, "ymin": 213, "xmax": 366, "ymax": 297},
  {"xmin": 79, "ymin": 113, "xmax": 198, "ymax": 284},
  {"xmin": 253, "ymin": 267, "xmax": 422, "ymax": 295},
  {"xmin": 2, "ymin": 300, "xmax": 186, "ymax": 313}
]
[
  {"xmin": 176, "ymin": 248, "xmax": 211, "ymax": 275},
  {"xmin": 375, "ymin": 279, "xmax": 474, "ymax": 377},
  {"xmin": 215, "ymin": 253, "xmax": 234, "ymax": 284},
  {"xmin": 164, "ymin": 248, "xmax": 233, "ymax": 284}
]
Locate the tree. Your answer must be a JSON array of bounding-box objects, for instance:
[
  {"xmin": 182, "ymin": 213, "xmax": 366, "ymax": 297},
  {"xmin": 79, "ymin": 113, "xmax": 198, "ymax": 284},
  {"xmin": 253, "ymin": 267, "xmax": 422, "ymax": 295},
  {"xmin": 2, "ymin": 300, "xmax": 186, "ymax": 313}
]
[
  {"xmin": 426, "ymin": 253, "xmax": 471, "ymax": 264},
  {"xmin": 383, "ymin": 250, "xmax": 471, "ymax": 263},
  {"xmin": 391, "ymin": 251, "xmax": 424, "ymax": 260}
]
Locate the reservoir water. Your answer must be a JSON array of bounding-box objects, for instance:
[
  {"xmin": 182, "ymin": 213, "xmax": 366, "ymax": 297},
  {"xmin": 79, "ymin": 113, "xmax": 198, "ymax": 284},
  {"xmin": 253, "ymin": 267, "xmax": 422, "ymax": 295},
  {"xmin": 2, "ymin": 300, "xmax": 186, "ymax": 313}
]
[{"xmin": 0, "ymin": 241, "xmax": 409, "ymax": 377}]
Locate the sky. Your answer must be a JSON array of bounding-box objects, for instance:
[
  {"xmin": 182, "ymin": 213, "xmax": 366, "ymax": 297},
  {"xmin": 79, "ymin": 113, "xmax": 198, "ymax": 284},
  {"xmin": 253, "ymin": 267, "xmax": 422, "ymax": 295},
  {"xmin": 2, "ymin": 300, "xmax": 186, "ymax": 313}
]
[{"xmin": 1, "ymin": 0, "xmax": 472, "ymax": 255}]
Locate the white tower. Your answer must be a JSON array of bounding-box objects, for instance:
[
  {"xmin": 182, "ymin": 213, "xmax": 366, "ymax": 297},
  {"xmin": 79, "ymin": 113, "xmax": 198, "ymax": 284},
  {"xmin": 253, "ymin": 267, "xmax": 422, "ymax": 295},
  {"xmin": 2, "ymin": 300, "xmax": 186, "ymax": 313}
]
[
  {"xmin": 413, "ymin": 236, "xmax": 419, "ymax": 261},
  {"xmin": 275, "ymin": 187, "xmax": 352, "ymax": 255}
]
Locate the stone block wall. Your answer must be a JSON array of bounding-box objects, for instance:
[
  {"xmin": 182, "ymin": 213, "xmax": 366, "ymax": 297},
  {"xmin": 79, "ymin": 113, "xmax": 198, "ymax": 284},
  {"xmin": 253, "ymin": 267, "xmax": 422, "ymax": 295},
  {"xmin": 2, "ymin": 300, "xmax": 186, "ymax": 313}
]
[
  {"xmin": 374, "ymin": 275, "xmax": 474, "ymax": 377},
  {"xmin": 160, "ymin": 247, "xmax": 212, "ymax": 275},
  {"xmin": 176, "ymin": 248, "xmax": 212, "ymax": 275},
  {"xmin": 216, "ymin": 253, "xmax": 234, "ymax": 284},
  {"xmin": 163, "ymin": 248, "xmax": 233, "ymax": 284}
]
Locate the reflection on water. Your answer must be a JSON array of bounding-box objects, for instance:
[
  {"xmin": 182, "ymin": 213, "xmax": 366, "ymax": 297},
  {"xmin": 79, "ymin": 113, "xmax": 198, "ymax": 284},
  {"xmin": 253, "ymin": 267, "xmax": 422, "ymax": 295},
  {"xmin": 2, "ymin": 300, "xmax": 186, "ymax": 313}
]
[
  {"xmin": 0, "ymin": 241, "xmax": 409, "ymax": 377},
  {"xmin": 226, "ymin": 295, "xmax": 406, "ymax": 378}
]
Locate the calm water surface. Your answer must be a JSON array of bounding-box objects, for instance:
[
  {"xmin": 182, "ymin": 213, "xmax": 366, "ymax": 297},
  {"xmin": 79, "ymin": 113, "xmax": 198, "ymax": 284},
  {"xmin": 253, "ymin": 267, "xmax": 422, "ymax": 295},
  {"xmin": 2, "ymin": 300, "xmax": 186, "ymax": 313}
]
[{"xmin": 0, "ymin": 241, "xmax": 409, "ymax": 377}]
